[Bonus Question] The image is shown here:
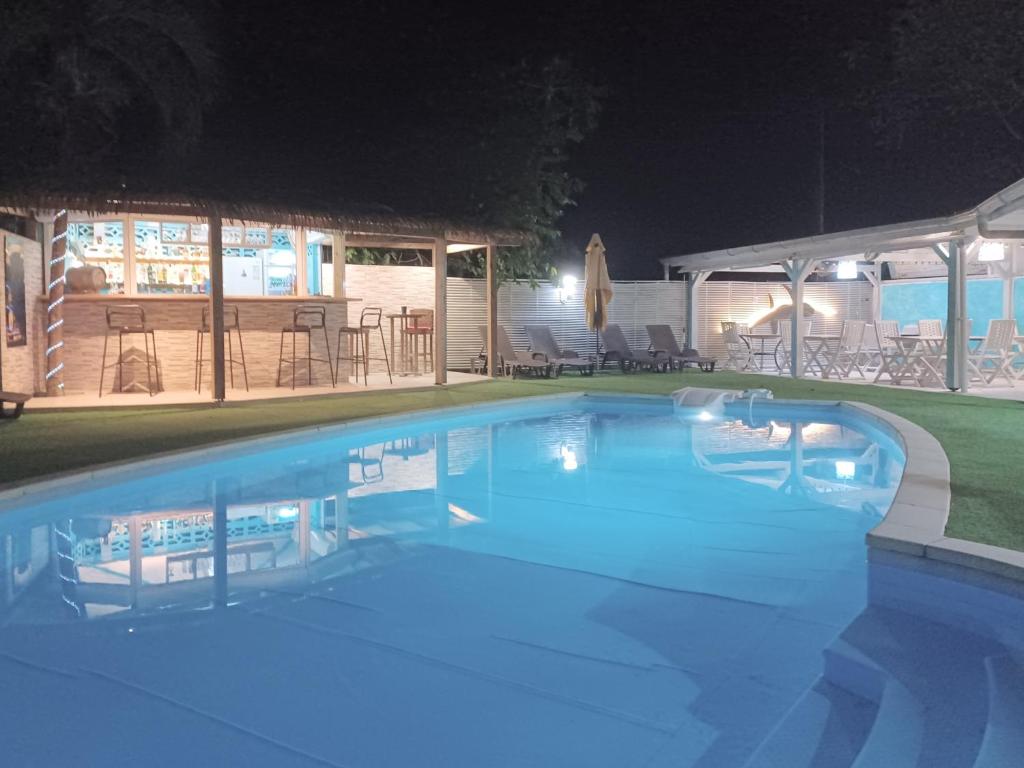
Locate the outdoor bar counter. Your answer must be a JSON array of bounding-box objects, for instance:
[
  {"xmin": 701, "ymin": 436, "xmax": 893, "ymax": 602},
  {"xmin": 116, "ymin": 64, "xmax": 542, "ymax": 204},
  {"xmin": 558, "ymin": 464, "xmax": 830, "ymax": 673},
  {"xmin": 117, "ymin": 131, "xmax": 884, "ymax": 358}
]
[{"xmin": 47, "ymin": 293, "xmax": 361, "ymax": 395}]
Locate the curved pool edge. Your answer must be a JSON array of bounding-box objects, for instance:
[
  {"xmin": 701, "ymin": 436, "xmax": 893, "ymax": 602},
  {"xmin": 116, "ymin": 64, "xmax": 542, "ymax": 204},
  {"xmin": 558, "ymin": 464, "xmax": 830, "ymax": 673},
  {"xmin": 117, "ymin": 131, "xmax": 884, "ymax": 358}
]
[
  {"xmin": 844, "ymin": 400, "xmax": 1024, "ymax": 589},
  {"xmin": 2, "ymin": 390, "xmax": 1022, "ymax": 590}
]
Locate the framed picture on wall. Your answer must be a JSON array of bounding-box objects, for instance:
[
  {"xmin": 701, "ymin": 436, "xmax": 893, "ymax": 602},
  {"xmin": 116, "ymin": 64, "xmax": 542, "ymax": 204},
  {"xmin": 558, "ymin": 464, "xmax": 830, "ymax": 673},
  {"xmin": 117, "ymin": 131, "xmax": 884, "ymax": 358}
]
[{"xmin": 4, "ymin": 235, "xmax": 27, "ymax": 347}]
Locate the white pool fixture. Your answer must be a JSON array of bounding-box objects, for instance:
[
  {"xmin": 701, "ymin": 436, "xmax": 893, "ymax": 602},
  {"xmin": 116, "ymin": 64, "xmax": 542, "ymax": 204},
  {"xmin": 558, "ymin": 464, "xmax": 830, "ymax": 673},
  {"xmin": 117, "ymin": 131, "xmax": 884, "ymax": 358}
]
[{"xmin": 672, "ymin": 387, "xmax": 774, "ymax": 423}]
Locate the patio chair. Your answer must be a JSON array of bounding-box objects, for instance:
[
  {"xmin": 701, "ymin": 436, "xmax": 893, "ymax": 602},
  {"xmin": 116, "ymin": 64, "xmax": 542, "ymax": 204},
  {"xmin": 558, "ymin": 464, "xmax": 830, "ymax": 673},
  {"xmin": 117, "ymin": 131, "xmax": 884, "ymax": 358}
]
[
  {"xmin": 646, "ymin": 324, "xmax": 716, "ymax": 372},
  {"xmin": 967, "ymin": 319, "xmax": 1017, "ymax": 385},
  {"xmin": 774, "ymin": 319, "xmax": 814, "ymax": 371},
  {"xmin": 495, "ymin": 326, "xmax": 553, "ymax": 378},
  {"xmin": 0, "ymin": 390, "xmax": 30, "ymax": 419},
  {"xmin": 524, "ymin": 325, "xmax": 596, "ymax": 376},
  {"xmin": 870, "ymin": 320, "xmax": 903, "ymax": 382},
  {"xmin": 600, "ymin": 324, "xmax": 660, "ymax": 372},
  {"xmin": 721, "ymin": 322, "xmax": 754, "ymax": 371},
  {"xmin": 833, "ymin": 320, "xmax": 868, "ymax": 378},
  {"xmin": 918, "ymin": 319, "xmax": 944, "ymax": 337}
]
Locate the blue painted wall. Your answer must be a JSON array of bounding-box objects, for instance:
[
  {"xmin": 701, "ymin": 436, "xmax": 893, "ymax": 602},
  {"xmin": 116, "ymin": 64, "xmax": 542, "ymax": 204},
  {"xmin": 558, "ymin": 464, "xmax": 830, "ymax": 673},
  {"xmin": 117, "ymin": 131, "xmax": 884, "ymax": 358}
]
[{"xmin": 881, "ymin": 278, "xmax": 1005, "ymax": 336}]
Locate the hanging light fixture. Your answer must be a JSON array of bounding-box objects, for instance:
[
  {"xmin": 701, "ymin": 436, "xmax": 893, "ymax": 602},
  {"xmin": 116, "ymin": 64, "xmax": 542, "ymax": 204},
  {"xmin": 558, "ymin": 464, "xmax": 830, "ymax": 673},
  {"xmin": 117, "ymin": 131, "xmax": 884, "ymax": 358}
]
[
  {"xmin": 978, "ymin": 241, "xmax": 1006, "ymax": 262},
  {"xmin": 836, "ymin": 260, "xmax": 858, "ymax": 279}
]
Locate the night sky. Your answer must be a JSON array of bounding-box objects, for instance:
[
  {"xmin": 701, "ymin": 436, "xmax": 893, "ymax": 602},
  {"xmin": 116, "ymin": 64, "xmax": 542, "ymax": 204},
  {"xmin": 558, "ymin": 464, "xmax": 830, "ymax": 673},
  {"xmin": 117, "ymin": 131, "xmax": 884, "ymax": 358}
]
[{"xmin": 206, "ymin": 1, "xmax": 1022, "ymax": 277}]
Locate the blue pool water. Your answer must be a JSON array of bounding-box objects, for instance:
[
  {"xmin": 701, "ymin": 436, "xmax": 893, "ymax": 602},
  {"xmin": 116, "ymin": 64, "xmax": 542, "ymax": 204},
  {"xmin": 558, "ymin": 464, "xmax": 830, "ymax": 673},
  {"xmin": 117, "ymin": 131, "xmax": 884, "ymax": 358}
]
[{"xmin": 1, "ymin": 395, "xmax": 1022, "ymax": 767}]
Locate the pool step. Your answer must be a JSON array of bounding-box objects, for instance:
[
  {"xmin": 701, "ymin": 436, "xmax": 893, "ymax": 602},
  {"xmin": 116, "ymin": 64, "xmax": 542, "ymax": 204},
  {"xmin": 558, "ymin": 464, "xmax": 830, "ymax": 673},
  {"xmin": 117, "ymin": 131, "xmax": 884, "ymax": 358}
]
[
  {"xmin": 973, "ymin": 655, "xmax": 1024, "ymax": 768},
  {"xmin": 822, "ymin": 637, "xmax": 924, "ymax": 768},
  {"xmin": 742, "ymin": 678, "xmax": 877, "ymax": 768}
]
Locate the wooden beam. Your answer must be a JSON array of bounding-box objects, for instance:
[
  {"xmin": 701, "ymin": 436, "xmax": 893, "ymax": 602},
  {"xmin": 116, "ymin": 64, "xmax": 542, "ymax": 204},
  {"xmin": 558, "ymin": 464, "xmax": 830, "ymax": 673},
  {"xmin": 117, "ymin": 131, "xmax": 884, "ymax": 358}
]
[
  {"xmin": 783, "ymin": 259, "xmax": 817, "ymax": 378},
  {"xmin": 686, "ymin": 271, "xmax": 710, "ymax": 349},
  {"xmin": 434, "ymin": 235, "xmax": 448, "ymax": 385},
  {"xmin": 208, "ymin": 216, "xmax": 226, "ymax": 402},
  {"xmin": 485, "ymin": 242, "xmax": 498, "ymax": 377}
]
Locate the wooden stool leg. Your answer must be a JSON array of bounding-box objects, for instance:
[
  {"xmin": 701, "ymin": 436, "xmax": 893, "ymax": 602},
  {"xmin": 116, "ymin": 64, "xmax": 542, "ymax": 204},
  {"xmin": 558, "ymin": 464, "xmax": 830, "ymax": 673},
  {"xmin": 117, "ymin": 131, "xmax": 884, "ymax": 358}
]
[
  {"xmin": 276, "ymin": 330, "xmax": 285, "ymax": 387},
  {"xmin": 150, "ymin": 331, "xmax": 161, "ymax": 392},
  {"xmin": 227, "ymin": 329, "xmax": 235, "ymax": 389},
  {"xmin": 194, "ymin": 329, "xmax": 203, "ymax": 392},
  {"xmin": 322, "ymin": 325, "xmax": 333, "ymax": 386},
  {"xmin": 143, "ymin": 332, "xmax": 154, "ymax": 396}
]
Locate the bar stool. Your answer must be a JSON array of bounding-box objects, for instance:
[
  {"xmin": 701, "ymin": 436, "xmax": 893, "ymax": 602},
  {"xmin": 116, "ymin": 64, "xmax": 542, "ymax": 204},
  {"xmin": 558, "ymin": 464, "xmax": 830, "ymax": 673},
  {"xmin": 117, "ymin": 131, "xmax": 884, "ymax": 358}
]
[
  {"xmin": 277, "ymin": 305, "xmax": 334, "ymax": 388},
  {"xmin": 99, "ymin": 304, "xmax": 161, "ymax": 397},
  {"xmin": 194, "ymin": 305, "xmax": 249, "ymax": 392},
  {"xmin": 401, "ymin": 308, "xmax": 434, "ymax": 373},
  {"xmin": 335, "ymin": 307, "xmax": 393, "ymax": 386}
]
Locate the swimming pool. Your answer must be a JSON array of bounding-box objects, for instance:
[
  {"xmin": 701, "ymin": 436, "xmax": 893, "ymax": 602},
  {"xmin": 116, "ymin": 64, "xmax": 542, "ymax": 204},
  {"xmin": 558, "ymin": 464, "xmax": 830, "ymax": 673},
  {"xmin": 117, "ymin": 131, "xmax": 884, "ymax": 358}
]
[{"xmin": 0, "ymin": 394, "xmax": 1021, "ymax": 767}]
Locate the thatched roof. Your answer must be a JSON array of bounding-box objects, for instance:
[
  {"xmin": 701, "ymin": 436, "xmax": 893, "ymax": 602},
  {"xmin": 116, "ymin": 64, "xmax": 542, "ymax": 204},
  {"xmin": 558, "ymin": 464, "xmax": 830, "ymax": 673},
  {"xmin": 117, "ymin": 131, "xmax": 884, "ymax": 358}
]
[{"xmin": 0, "ymin": 188, "xmax": 529, "ymax": 247}]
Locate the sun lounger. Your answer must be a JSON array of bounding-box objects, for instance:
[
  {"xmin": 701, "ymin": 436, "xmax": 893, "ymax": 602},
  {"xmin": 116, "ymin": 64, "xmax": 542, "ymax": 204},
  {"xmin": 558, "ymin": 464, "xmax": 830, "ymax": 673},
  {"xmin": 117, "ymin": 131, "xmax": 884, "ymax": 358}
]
[
  {"xmin": 0, "ymin": 390, "xmax": 30, "ymax": 419},
  {"xmin": 645, "ymin": 325, "xmax": 716, "ymax": 372},
  {"xmin": 524, "ymin": 325, "xmax": 596, "ymax": 376},
  {"xmin": 599, "ymin": 324, "xmax": 666, "ymax": 372},
  {"xmin": 493, "ymin": 326, "xmax": 553, "ymax": 378}
]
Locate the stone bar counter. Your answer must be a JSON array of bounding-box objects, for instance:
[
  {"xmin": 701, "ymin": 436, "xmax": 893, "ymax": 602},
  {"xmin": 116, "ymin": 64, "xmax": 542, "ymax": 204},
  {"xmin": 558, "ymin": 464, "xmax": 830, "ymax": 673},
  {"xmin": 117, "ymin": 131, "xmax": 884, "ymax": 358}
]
[{"xmin": 44, "ymin": 294, "xmax": 361, "ymax": 396}]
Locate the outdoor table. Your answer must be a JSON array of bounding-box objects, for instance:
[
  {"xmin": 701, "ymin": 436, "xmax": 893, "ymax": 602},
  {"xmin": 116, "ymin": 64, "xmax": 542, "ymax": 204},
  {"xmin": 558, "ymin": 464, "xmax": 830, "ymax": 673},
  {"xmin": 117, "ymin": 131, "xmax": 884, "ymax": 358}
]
[
  {"xmin": 802, "ymin": 334, "xmax": 841, "ymax": 378},
  {"xmin": 887, "ymin": 335, "xmax": 945, "ymax": 387},
  {"xmin": 740, "ymin": 332, "xmax": 781, "ymax": 371},
  {"xmin": 386, "ymin": 312, "xmax": 422, "ymax": 375}
]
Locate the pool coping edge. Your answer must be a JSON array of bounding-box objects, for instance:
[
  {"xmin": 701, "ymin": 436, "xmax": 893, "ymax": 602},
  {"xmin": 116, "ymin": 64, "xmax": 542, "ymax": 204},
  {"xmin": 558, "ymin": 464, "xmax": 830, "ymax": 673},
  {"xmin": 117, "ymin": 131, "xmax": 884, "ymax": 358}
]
[{"xmin": 843, "ymin": 400, "xmax": 1024, "ymax": 584}]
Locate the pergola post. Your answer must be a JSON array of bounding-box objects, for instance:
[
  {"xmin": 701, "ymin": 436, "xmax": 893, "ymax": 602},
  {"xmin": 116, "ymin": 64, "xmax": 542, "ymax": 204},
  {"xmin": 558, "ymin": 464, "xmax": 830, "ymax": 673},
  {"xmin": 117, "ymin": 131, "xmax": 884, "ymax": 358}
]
[
  {"xmin": 686, "ymin": 271, "xmax": 710, "ymax": 349},
  {"xmin": 208, "ymin": 216, "xmax": 226, "ymax": 402},
  {"xmin": 332, "ymin": 230, "xmax": 347, "ymax": 298},
  {"xmin": 862, "ymin": 254, "xmax": 881, "ymax": 324},
  {"xmin": 783, "ymin": 259, "xmax": 817, "ymax": 378},
  {"xmin": 663, "ymin": 263, "xmax": 671, "ymax": 281},
  {"xmin": 434, "ymin": 235, "xmax": 448, "ymax": 385},
  {"xmin": 45, "ymin": 209, "xmax": 68, "ymax": 395},
  {"xmin": 935, "ymin": 239, "xmax": 968, "ymax": 391},
  {"xmin": 485, "ymin": 242, "xmax": 498, "ymax": 378}
]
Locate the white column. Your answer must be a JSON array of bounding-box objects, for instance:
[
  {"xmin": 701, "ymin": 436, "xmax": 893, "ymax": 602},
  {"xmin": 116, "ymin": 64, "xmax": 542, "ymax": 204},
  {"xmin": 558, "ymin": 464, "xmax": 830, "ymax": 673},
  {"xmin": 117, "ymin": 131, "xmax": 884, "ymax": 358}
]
[
  {"xmin": 485, "ymin": 242, "xmax": 498, "ymax": 378},
  {"xmin": 783, "ymin": 259, "xmax": 816, "ymax": 378},
  {"xmin": 686, "ymin": 271, "xmax": 710, "ymax": 349},
  {"xmin": 434, "ymin": 235, "xmax": 448, "ymax": 385}
]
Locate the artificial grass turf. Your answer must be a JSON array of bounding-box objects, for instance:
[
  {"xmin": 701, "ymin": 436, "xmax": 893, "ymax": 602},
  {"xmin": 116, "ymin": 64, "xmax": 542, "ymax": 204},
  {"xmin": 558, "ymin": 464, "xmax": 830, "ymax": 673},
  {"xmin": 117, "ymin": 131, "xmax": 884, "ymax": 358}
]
[{"xmin": 1, "ymin": 371, "xmax": 1022, "ymax": 551}]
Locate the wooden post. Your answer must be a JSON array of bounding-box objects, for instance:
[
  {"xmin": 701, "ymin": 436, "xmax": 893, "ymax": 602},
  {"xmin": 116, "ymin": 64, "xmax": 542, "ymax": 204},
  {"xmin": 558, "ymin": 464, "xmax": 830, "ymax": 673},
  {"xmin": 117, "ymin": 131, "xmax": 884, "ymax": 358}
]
[
  {"xmin": 434, "ymin": 235, "xmax": 448, "ymax": 385},
  {"xmin": 485, "ymin": 242, "xmax": 498, "ymax": 377},
  {"xmin": 332, "ymin": 230, "xmax": 347, "ymax": 298},
  {"xmin": 208, "ymin": 216, "xmax": 226, "ymax": 402},
  {"xmin": 45, "ymin": 209, "xmax": 68, "ymax": 395}
]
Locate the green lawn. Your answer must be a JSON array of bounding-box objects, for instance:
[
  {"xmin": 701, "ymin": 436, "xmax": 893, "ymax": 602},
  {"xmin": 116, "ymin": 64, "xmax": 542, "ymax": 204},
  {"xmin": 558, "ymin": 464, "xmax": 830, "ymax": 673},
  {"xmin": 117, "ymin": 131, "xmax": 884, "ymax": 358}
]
[{"xmin": 2, "ymin": 371, "xmax": 1022, "ymax": 551}]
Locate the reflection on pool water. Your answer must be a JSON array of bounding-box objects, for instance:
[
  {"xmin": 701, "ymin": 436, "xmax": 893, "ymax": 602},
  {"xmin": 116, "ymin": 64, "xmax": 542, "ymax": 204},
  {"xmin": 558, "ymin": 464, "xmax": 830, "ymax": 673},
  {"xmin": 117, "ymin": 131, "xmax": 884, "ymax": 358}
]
[{"xmin": 0, "ymin": 395, "xmax": 1021, "ymax": 767}]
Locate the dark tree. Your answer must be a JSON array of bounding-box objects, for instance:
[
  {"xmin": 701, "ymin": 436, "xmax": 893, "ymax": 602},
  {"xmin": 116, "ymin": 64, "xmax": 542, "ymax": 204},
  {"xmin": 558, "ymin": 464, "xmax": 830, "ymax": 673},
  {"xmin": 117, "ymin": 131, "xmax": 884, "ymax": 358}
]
[{"xmin": 0, "ymin": 0, "xmax": 217, "ymax": 184}]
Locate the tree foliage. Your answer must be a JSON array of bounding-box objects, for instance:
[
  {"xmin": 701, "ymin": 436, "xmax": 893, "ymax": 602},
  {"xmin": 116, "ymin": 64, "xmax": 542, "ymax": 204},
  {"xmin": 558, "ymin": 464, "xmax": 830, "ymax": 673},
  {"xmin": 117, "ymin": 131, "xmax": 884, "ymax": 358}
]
[
  {"xmin": 866, "ymin": 0, "xmax": 1024, "ymax": 147},
  {"xmin": 0, "ymin": 0, "xmax": 218, "ymax": 184}
]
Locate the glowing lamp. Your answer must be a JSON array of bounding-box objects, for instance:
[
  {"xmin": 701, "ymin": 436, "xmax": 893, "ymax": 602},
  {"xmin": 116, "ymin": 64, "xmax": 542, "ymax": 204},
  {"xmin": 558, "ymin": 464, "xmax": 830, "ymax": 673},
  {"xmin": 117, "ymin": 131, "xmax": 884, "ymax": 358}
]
[
  {"xmin": 696, "ymin": 410, "xmax": 714, "ymax": 422},
  {"xmin": 836, "ymin": 260, "xmax": 858, "ymax": 280},
  {"xmin": 979, "ymin": 242, "xmax": 1005, "ymax": 262},
  {"xmin": 835, "ymin": 460, "xmax": 856, "ymax": 480},
  {"xmin": 558, "ymin": 274, "xmax": 578, "ymax": 304},
  {"xmin": 560, "ymin": 445, "xmax": 579, "ymax": 471}
]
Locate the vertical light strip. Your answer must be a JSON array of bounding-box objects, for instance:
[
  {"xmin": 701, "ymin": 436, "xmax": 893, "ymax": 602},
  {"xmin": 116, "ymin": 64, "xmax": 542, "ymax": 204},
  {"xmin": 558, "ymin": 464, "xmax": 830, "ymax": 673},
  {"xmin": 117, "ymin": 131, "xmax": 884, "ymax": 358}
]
[{"xmin": 45, "ymin": 209, "xmax": 68, "ymax": 393}]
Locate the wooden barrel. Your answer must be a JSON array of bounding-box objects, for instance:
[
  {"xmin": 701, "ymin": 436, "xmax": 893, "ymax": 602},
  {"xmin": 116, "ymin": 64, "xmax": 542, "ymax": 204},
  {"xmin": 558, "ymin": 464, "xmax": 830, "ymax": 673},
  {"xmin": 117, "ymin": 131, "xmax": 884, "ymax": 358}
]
[{"xmin": 66, "ymin": 266, "xmax": 108, "ymax": 293}]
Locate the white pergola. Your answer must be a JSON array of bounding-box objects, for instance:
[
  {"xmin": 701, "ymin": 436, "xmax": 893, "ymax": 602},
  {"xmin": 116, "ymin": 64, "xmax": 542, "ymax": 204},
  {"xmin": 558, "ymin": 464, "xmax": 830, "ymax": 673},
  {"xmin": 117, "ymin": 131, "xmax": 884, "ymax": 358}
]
[{"xmin": 660, "ymin": 177, "xmax": 1024, "ymax": 392}]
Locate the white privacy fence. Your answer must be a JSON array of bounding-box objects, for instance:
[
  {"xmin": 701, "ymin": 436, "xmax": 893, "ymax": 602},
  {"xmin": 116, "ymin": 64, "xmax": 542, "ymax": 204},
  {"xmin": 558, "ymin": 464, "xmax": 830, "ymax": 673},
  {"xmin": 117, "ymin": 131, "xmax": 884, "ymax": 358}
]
[
  {"xmin": 345, "ymin": 265, "xmax": 876, "ymax": 371},
  {"xmin": 446, "ymin": 279, "xmax": 689, "ymax": 369}
]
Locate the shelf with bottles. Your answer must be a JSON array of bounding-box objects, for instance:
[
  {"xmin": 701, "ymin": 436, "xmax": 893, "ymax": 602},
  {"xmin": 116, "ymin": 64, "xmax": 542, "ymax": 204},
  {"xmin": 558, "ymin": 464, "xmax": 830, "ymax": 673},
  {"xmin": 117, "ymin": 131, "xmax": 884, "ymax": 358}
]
[{"xmin": 136, "ymin": 262, "xmax": 210, "ymax": 291}]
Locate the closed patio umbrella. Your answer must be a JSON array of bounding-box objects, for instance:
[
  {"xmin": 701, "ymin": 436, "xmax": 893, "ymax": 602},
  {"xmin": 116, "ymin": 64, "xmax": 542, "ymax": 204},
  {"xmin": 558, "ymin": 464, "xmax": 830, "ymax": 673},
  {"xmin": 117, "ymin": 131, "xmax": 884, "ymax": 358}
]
[
  {"xmin": 584, "ymin": 233, "xmax": 613, "ymax": 365},
  {"xmin": 584, "ymin": 233, "xmax": 613, "ymax": 332}
]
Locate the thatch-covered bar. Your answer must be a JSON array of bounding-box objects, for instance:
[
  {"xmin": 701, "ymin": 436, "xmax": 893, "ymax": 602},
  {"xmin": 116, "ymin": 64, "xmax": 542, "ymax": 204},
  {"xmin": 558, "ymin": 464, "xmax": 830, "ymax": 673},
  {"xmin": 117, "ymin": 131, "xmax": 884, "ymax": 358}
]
[{"xmin": 0, "ymin": 191, "xmax": 523, "ymax": 403}]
